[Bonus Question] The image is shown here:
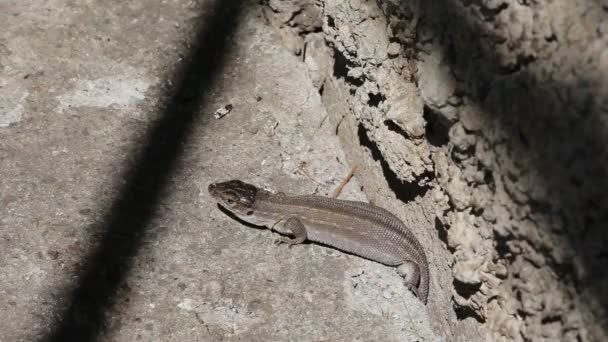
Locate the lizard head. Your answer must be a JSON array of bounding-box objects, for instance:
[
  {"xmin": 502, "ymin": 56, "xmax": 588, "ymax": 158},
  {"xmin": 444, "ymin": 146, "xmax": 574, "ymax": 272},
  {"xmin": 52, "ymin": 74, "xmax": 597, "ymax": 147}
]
[{"xmin": 208, "ymin": 180, "xmax": 257, "ymax": 216}]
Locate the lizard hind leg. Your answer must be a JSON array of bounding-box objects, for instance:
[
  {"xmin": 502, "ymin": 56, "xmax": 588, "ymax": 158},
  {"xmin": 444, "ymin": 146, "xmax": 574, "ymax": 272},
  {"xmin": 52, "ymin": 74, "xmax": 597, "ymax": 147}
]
[{"xmin": 396, "ymin": 261, "xmax": 421, "ymax": 299}]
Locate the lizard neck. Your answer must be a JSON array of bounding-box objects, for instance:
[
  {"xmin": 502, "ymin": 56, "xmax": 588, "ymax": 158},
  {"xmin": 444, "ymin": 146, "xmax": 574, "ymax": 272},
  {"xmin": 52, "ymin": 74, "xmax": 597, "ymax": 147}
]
[{"xmin": 247, "ymin": 190, "xmax": 294, "ymax": 226}]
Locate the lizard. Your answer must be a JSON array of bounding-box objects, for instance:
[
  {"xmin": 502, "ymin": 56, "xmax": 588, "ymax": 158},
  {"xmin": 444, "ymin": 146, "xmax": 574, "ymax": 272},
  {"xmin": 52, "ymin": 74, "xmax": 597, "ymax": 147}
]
[{"xmin": 208, "ymin": 179, "xmax": 430, "ymax": 305}]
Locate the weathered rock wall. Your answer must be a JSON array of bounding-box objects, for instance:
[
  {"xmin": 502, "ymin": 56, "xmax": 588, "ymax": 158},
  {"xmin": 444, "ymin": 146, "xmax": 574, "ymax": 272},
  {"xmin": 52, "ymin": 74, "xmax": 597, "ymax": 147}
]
[{"xmin": 263, "ymin": 0, "xmax": 608, "ymax": 341}]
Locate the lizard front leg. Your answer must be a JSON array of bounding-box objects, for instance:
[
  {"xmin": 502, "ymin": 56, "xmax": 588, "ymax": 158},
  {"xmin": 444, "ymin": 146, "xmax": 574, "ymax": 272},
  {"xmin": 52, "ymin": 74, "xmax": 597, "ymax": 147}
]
[{"xmin": 274, "ymin": 216, "xmax": 307, "ymax": 246}]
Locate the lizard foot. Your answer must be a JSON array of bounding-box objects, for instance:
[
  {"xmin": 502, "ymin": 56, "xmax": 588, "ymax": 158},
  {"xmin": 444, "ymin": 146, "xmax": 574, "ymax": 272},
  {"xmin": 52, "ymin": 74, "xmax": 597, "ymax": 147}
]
[
  {"xmin": 396, "ymin": 261, "xmax": 421, "ymax": 299},
  {"xmin": 274, "ymin": 236, "xmax": 300, "ymax": 248},
  {"xmin": 405, "ymin": 283, "xmax": 420, "ymax": 299}
]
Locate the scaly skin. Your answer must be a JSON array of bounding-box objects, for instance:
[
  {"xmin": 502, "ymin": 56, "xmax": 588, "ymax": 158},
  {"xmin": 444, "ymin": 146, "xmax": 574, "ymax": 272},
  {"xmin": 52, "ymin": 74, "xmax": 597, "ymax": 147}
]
[{"xmin": 208, "ymin": 180, "xmax": 430, "ymax": 304}]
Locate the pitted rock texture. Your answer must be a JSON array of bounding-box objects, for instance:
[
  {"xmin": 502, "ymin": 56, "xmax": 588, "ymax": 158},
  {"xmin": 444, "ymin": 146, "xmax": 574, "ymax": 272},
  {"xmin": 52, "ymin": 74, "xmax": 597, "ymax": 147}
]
[{"xmin": 264, "ymin": 0, "xmax": 608, "ymax": 341}]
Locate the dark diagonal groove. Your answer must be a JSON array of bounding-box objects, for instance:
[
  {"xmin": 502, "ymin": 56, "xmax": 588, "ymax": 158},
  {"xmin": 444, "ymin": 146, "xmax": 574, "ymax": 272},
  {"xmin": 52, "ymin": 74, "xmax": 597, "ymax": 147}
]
[
  {"xmin": 43, "ymin": 1, "xmax": 243, "ymax": 341},
  {"xmin": 357, "ymin": 123, "xmax": 432, "ymax": 202}
]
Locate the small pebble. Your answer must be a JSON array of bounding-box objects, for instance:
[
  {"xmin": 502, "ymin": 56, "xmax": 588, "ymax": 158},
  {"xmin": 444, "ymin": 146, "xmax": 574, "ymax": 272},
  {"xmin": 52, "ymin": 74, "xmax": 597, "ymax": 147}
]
[{"xmin": 213, "ymin": 104, "xmax": 233, "ymax": 119}]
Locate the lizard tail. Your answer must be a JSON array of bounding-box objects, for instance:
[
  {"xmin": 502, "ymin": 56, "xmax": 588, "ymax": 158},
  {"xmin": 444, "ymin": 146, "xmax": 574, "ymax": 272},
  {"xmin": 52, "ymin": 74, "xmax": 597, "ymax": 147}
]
[{"xmin": 419, "ymin": 262, "xmax": 430, "ymax": 305}]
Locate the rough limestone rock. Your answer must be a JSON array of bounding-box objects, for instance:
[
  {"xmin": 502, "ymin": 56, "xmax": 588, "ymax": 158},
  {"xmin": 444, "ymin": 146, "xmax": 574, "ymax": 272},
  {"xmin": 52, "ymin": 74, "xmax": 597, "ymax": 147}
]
[{"xmin": 264, "ymin": 0, "xmax": 608, "ymax": 341}]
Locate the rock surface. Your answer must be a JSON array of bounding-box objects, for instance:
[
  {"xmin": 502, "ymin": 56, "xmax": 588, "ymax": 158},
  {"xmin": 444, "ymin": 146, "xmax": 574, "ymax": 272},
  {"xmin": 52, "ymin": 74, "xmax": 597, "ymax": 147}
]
[
  {"xmin": 264, "ymin": 0, "xmax": 608, "ymax": 341},
  {"xmin": 0, "ymin": 0, "xmax": 436, "ymax": 341}
]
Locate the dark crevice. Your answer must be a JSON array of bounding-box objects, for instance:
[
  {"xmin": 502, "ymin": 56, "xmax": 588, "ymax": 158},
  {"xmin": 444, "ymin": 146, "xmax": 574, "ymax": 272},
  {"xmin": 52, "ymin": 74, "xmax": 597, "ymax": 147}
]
[
  {"xmin": 367, "ymin": 92, "xmax": 386, "ymax": 107},
  {"xmin": 286, "ymin": 8, "xmax": 304, "ymax": 27},
  {"xmin": 435, "ymin": 217, "xmax": 452, "ymax": 251},
  {"xmin": 327, "ymin": 15, "xmax": 336, "ymax": 29},
  {"xmin": 483, "ymin": 169, "xmax": 495, "ymax": 192},
  {"xmin": 348, "ymin": 74, "xmax": 364, "ymax": 87},
  {"xmin": 516, "ymin": 289, "xmax": 522, "ymax": 302},
  {"xmin": 470, "ymin": 206, "xmax": 485, "ymax": 217},
  {"xmin": 541, "ymin": 315, "xmax": 562, "ymax": 325},
  {"xmin": 332, "ymin": 47, "xmax": 364, "ymax": 87},
  {"xmin": 318, "ymin": 82, "xmax": 325, "ymax": 96},
  {"xmin": 450, "ymin": 145, "xmax": 476, "ymax": 162},
  {"xmin": 493, "ymin": 232, "xmax": 516, "ymax": 263},
  {"xmin": 517, "ymin": 309, "xmax": 533, "ymax": 320},
  {"xmin": 454, "ymin": 303, "xmax": 485, "ymax": 323},
  {"xmin": 296, "ymin": 25, "xmax": 323, "ymax": 37},
  {"xmin": 357, "ymin": 123, "xmax": 431, "ymax": 202},
  {"xmin": 384, "ymin": 119, "xmax": 409, "ymax": 138},
  {"xmin": 332, "ymin": 47, "xmax": 349, "ymax": 79},
  {"xmin": 545, "ymin": 34, "xmax": 557, "ymax": 42},
  {"xmin": 453, "ymin": 278, "xmax": 482, "ymax": 300},
  {"xmin": 423, "ymin": 105, "xmax": 451, "ymax": 147}
]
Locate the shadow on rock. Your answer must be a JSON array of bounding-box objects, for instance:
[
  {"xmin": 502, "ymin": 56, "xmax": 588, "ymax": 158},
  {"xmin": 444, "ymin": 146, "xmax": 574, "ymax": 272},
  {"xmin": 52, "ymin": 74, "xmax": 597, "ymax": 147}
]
[{"xmin": 43, "ymin": 1, "xmax": 245, "ymax": 341}]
